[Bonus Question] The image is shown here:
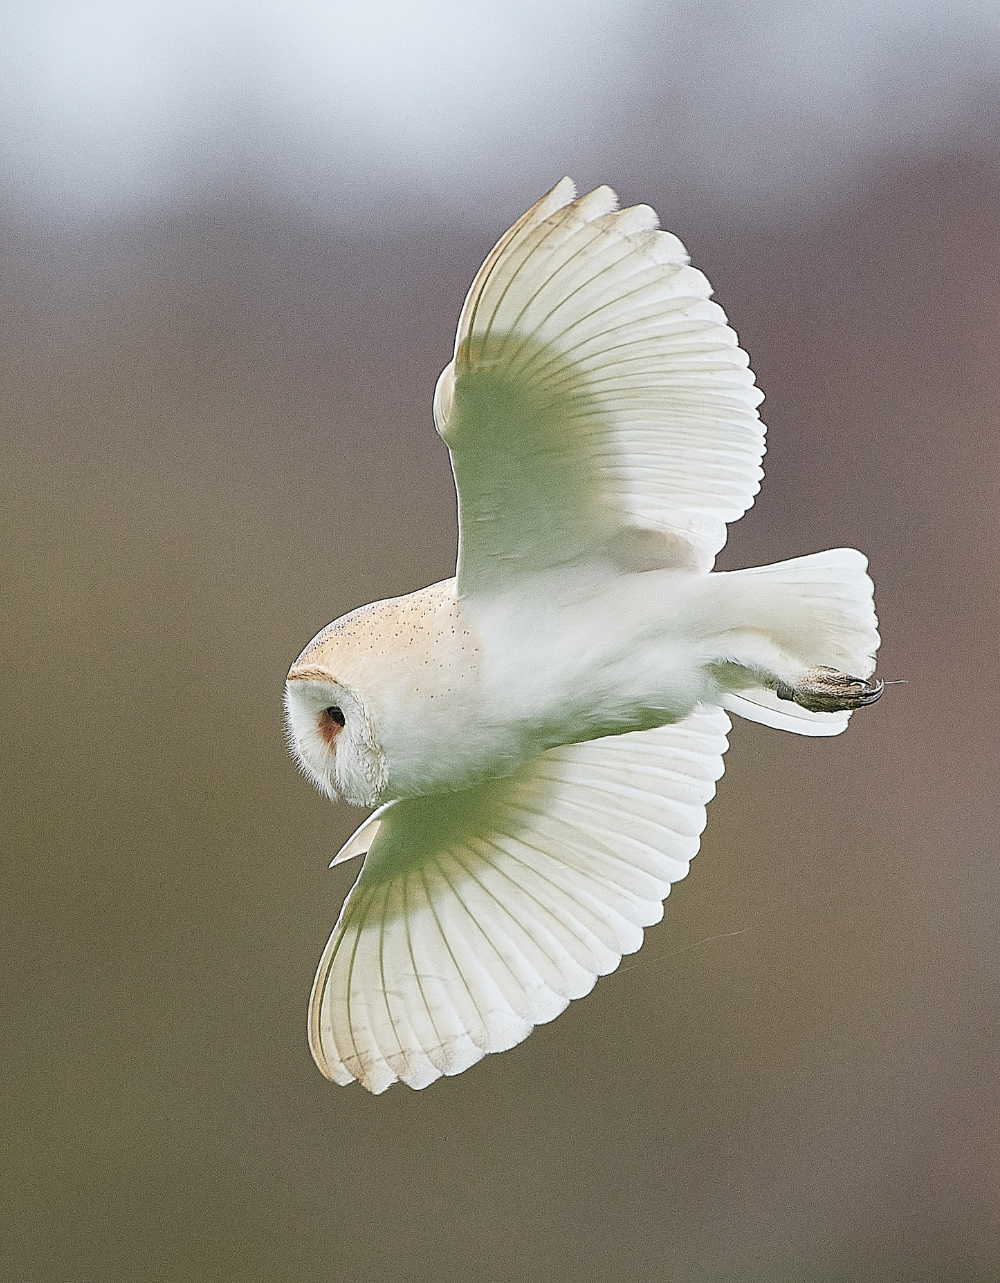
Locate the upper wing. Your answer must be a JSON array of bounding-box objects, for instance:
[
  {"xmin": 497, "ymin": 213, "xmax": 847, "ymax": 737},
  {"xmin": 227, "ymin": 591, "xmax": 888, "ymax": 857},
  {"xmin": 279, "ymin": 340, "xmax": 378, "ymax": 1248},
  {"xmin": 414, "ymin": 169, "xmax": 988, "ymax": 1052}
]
[
  {"xmin": 309, "ymin": 704, "xmax": 730, "ymax": 1093},
  {"xmin": 433, "ymin": 179, "xmax": 766, "ymax": 595}
]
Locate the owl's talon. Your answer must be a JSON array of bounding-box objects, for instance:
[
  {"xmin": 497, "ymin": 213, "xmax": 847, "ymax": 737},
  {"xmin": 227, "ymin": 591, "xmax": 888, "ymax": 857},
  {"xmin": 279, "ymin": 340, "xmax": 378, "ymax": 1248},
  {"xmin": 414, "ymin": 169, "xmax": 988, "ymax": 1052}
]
[{"xmin": 777, "ymin": 667, "xmax": 884, "ymax": 713}]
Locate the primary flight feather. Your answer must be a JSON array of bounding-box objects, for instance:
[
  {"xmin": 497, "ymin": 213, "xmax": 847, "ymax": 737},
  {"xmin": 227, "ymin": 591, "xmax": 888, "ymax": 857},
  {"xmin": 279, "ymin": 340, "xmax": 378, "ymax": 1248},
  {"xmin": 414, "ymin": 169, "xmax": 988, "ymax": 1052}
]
[{"xmin": 284, "ymin": 179, "xmax": 882, "ymax": 1093}]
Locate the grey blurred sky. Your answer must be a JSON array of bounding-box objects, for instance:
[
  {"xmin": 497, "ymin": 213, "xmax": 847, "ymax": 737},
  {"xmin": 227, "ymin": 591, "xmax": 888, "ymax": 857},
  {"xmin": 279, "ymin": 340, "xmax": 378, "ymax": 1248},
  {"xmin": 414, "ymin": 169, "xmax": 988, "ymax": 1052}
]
[{"xmin": 4, "ymin": 0, "xmax": 1000, "ymax": 227}]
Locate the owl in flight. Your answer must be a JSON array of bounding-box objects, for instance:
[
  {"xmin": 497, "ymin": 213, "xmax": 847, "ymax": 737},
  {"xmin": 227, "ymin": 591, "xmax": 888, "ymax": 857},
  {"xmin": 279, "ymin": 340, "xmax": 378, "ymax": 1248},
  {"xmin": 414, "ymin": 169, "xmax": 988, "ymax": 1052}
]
[{"xmin": 285, "ymin": 179, "xmax": 882, "ymax": 1093}]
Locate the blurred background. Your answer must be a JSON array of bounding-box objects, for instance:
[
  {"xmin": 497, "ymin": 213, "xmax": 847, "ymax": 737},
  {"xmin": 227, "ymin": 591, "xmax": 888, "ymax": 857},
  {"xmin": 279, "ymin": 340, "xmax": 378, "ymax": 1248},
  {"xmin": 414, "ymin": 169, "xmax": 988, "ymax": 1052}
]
[{"xmin": 3, "ymin": 2, "xmax": 999, "ymax": 1279}]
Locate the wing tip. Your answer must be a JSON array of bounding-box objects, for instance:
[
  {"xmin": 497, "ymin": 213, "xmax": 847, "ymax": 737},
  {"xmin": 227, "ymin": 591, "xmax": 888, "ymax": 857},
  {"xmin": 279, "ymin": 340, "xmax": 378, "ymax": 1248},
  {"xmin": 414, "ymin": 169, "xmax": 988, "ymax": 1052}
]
[{"xmin": 329, "ymin": 805, "xmax": 391, "ymax": 866}]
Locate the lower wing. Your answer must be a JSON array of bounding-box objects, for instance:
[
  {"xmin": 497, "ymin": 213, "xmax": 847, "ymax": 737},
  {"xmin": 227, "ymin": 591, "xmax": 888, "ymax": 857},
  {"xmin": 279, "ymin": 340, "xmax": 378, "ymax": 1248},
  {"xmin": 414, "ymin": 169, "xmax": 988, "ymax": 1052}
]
[{"xmin": 309, "ymin": 705, "xmax": 731, "ymax": 1093}]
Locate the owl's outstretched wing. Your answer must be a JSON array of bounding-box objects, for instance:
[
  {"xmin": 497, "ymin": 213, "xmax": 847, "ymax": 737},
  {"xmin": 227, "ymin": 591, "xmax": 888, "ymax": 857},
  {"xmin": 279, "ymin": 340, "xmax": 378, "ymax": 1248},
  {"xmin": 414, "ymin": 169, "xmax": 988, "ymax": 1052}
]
[
  {"xmin": 309, "ymin": 705, "xmax": 730, "ymax": 1093},
  {"xmin": 434, "ymin": 179, "xmax": 765, "ymax": 595}
]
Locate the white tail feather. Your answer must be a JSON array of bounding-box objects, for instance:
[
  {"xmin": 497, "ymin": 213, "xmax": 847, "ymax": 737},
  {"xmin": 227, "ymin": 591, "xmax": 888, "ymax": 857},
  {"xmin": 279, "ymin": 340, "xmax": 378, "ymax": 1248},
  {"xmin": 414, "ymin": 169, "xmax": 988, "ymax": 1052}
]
[{"xmin": 719, "ymin": 548, "xmax": 880, "ymax": 737}]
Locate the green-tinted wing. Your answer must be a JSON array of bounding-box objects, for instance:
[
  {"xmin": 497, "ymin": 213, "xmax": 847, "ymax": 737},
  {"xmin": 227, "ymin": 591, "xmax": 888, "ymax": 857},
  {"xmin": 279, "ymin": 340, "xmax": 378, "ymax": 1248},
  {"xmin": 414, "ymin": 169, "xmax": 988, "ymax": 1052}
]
[
  {"xmin": 433, "ymin": 179, "xmax": 766, "ymax": 594},
  {"xmin": 309, "ymin": 705, "xmax": 730, "ymax": 1093}
]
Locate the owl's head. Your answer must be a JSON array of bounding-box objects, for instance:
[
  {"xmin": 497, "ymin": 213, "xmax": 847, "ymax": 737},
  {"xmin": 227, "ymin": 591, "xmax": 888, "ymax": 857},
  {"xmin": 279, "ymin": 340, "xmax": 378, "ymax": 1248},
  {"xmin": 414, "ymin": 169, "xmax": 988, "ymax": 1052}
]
[{"xmin": 284, "ymin": 666, "xmax": 388, "ymax": 808}]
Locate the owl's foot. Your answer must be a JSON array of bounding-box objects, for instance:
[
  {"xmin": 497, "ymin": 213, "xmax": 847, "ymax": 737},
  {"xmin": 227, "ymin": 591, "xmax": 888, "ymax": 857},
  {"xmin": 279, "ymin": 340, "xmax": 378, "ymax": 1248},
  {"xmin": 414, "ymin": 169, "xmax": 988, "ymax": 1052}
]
[{"xmin": 775, "ymin": 666, "xmax": 884, "ymax": 713}]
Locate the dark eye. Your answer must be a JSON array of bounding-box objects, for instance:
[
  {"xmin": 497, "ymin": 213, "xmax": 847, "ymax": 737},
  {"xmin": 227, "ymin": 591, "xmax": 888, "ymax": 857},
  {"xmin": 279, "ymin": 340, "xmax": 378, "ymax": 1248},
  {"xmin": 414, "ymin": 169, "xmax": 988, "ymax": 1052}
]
[{"xmin": 317, "ymin": 705, "xmax": 346, "ymax": 748}]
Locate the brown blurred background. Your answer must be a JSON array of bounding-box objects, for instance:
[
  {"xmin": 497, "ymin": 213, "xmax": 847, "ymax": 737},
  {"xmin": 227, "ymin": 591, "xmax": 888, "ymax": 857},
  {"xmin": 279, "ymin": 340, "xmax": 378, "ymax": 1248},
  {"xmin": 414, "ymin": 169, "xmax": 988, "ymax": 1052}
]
[{"xmin": 3, "ymin": 4, "xmax": 999, "ymax": 1280}]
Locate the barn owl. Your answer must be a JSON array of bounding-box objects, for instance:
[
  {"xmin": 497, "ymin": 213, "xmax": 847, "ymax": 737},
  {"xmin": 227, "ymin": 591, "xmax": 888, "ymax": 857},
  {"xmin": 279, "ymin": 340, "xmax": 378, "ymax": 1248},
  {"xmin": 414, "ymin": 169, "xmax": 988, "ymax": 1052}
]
[{"xmin": 284, "ymin": 179, "xmax": 882, "ymax": 1093}]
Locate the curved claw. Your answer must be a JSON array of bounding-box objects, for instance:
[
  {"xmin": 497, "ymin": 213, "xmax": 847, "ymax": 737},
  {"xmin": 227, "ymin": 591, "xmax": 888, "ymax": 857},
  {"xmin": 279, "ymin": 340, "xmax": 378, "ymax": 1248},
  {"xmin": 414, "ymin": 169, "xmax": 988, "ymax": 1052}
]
[{"xmin": 778, "ymin": 666, "xmax": 885, "ymax": 714}]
